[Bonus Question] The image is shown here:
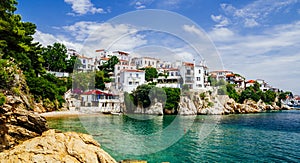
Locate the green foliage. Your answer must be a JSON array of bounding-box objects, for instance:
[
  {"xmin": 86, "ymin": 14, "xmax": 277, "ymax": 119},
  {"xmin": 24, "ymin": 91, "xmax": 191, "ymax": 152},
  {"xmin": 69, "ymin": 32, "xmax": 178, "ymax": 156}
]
[
  {"xmin": 130, "ymin": 85, "xmax": 180, "ymax": 112},
  {"xmin": 216, "ymin": 79, "xmax": 226, "ymax": 86},
  {"xmin": 263, "ymin": 90, "xmax": 276, "ymax": 104},
  {"xmin": 42, "ymin": 43, "xmax": 68, "ymax": 72},
  {"xmin": 0, "ymin": 93, "xmax": 6, "ymax": 106},
  {"xmin": 208, "ymin": 102, "xmax": 214, "ymax": 107},
  {"xmin": 25, "ymin": 73, "xmax": 68, "ymax": 108},
  {"xmin": 140, "ymin": 67, "xmax": 158, "ymax": 82},
  {"xmin": 124, "ymin": 92, "xmax": 136, "ymax": 113},
  {"xmin": 208, "ymin": 76, "xmax": 217, "ymax": 86},
  {"xmin": 239, "ymin": 87, "xmax": 261, "ymax": 103},
  {"xmin": 163, "ymin": 87, "xmax": 180, "ymax": 111},
  {"xmin": 132, "ymin": 84, "xmax": 154, "ymax": 108},
  {"xmin": 72, "ymin": 71, "xmax": 95, "ymax": 92},
  {"xmin": 217, "ymin": 85, "xmax": 227, "ymax": 95},
  {"xmin": 200, "ymin": 92, "xmax": 206, "ymax": 100},
  {"xmin": 226, "ymin": 84, "xmax": 239, "ymax": 101},
  {"xmin": 0, "ymin": 59, "xmax": 18, "ymax": 89},
  {"xmin": 95, "ymin": 70, "xmax": 105, "ymax": 90},
  {"xmin": 98, "ymin": 56, "xmax": 119, "ymax": 77}
]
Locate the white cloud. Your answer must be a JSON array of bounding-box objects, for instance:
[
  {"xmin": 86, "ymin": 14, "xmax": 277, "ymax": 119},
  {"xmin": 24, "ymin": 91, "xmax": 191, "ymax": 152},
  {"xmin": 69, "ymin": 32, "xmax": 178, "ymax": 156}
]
[
  {"xmin": 219, "ymin": 0, "xmax": 298, "ymax": 28},
  {"xmin": 182, "ymin": 25, "xmax": 206, "ymax": 37},
  {"xmin": 64, "ymin": 0, "xmax": 105, "ymax": 15},
  {"xmin": 62, "ymin": 21, "xmax": 148, "ymax": 56},
  {"xmin": 135, "ymin": 1, "xmax": 146, "ymax": 9},
  {"xmin": 211, "ymin": 14, "xmax": 230, "ymax": 27},
  {"xmin": 209, "ymin": 21, "xmax": 300, "ymax": 94},
  {"xmin": 33, "ymin": 30, "xmax": 83, "ymax": 50}
]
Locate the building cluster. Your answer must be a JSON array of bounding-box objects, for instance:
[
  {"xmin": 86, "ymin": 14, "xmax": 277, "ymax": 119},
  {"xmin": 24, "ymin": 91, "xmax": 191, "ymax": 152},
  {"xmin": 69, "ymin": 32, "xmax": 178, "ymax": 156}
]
[
  {"xmin": 68, "ymin": 49, "xmax": 209, "ymax": 93},
  {"xmin": 65, "ymin": 48, "xmax": 282, "ymax": 111}
]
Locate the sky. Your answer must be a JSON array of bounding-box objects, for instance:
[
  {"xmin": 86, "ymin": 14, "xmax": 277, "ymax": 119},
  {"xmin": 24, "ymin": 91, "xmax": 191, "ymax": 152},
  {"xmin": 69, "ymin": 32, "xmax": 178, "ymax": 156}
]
[{"xmin": 16, "ymin": 0, "xmax": 300, "ymax": 95}]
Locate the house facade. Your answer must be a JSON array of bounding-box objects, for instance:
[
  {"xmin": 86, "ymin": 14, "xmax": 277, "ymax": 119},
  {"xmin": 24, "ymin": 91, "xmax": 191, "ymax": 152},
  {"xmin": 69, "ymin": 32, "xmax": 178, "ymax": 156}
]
[{"xmin": 119, "ymin": 69, "xmax": 146, "ymax": 93}]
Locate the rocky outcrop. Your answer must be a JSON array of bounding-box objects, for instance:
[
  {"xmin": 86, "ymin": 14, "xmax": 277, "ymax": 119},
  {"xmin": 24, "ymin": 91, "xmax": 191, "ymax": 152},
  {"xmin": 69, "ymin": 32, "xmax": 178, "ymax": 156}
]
[
  {"xmin": 0, "ymin": 97, "xmax": 48, "ymax": 152},
  {"xmin": 223, "ymin": 99, "xmax": 281, "ymax": 114},
  {"xmin": 0, "ymin": 129, "xmax": 117, "ymax": 163},
  {"xmin": 178, "ymin": 96, "xmax": 197, "ymax": 115},
  {"xmin": 145, "ymin": 102, "xmax": 164, "ymax": 115},
  {"xmin": 177, "ymin": 90, "xmax": 282, "ymax": 115}
]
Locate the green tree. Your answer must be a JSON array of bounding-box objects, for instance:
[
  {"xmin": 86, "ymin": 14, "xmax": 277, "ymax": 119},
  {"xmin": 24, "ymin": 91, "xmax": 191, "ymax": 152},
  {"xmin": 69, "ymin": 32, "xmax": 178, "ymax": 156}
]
[
  {"xmin": 42, "ymin": 43, "xmax": 67, "ymax": 72},
  {"xmin": 264, "ymin": 90, "xmax": 276, "ymax": 104},
  {"xmin": 208, "ymin": 76, "xmax": 217, "ymax": 86},
  {"xmin": 226, "ymin": 84, "xmax": 240, "ymax": 101},
  {"xmin": 142, "ymin": 67, "xmax": 158, "ymax": 82},
  {"xmin": 95, "ymin": 70, "xmax": 105, "ymax": 90},
  {"xmin": 163, "ymin": 87, "xmax": 180, "ymax": 112}
]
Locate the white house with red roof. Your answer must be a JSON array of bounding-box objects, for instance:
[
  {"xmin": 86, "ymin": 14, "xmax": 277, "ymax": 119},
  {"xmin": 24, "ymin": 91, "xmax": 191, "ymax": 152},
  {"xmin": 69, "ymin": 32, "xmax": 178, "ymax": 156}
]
[
  {"xmin": 119, "ymin": 69, "xmax": 145, "ymax": 93},
  {"xmin": 80, "ymin": 89, "xmax": 121, "ymax": 113},
  {"xmin": 179, "ymin": 61, "xmax": 208, "ymax": 89}
]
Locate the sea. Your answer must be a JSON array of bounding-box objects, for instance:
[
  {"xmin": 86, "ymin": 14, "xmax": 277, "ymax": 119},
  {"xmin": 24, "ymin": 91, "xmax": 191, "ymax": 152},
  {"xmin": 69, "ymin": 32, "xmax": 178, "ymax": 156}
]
[{"xmin": 47, "ymin": 110, "xmax": 300, "ymax": 163}]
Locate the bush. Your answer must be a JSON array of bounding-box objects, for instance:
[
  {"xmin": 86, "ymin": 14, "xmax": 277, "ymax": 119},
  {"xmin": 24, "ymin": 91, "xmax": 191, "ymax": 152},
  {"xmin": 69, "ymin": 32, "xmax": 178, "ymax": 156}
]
[{"xmin": 0, "ymin": 93, "xmax": 6, "ymax": 106}]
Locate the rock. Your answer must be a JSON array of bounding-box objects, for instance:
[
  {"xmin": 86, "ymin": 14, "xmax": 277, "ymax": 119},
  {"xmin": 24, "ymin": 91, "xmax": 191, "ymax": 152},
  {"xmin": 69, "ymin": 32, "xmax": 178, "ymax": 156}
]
[
  {"xmin": 0, "ymin": 101, "xmax": 48, "ymax": 152},
  {"xmin": 145, "ymin": 102, "xmax": 163, "ymax": 115},
  {"xmin": 0, "ymin": 129, "xmax": 117, "ymax": 163},
  {"xmin": 178, "ymin": 96, "xmax": 197, "ymax": 115}
]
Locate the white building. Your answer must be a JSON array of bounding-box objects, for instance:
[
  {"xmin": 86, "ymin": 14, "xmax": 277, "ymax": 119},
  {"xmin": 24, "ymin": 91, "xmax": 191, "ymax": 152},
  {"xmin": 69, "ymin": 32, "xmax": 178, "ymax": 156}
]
[
  {"xmin": 80, "ymin": 89, "xmax": 121, "ymax": 113},
  {"xmin": 179, "ymin": 61, "xmax": 208, "ymax": 90},
  {"xmin": 193, "ymin": 64, "xmax": 208, "ymax": 89},
  {"xmin": 156, "ymin": 68, "xmax": 181, "ymax": 88},
  {"xmin": 131, "ymin": 57, "xmax": 160, "ymax": 69},
  {"xmin": 257, "ymin": 79, "xmax": 270, "ymax": 92},
  {"xmin": 209, "ymin": 70, "xmax": 233, "ymax": 81},
  {"xmin": 120, "ymin": 69, "xmax": 145, "ymax": 93},
  {"xmin": 76, "ymin": 55, "xmax": 95, "ymax": 71}
]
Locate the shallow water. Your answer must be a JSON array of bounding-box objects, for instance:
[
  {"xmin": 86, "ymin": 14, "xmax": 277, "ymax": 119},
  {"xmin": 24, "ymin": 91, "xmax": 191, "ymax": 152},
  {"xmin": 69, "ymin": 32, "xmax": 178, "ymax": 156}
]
[{"xmin": 47, "ymin": 110, "xmax": 300, "ymax": 163}]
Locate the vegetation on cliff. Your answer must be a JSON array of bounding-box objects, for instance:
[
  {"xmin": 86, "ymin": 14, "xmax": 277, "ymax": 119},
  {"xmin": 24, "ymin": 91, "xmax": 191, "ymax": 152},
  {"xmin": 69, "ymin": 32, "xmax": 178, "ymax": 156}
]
[
  {"xmin": 124, "ymin": 84, "xmax": 181, "ymax": 114},
  {"xmin": 0, "ymin": 0, "xmax": 74, "ymax": 110}
]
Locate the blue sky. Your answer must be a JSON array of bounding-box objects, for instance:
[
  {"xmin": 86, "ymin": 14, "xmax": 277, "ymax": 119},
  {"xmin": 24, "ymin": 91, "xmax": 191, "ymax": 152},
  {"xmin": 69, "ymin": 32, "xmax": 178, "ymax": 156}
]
[{"xmin": 16, "ymin": 0, "xmax": 300, "ymax": 94}]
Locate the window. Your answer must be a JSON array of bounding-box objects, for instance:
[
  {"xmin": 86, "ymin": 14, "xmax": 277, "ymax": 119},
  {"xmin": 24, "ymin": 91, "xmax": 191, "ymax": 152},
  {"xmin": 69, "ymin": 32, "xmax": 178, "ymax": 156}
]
[
  {"xmin": 197, "ymin": 77, "xmax": 201, "ymax": 81},
  {"xmin": 187, "ymin": 69, "xmax": 191, "ymax": 75},
  {"xmin": 135, "ymin": 82, "xmax": 139, "ymax": 85},
  {"xmin": 199, "ymin": 69, "xmax": 201, "ymax": 74},
  {"xmin": 129, "ymin": 82, "xmax": 133, "ymax": 85},
  {"xmin": 130, "ymin": 73, "xmax": 132, "ymax": 77},
  {"xmin": 82, "ymin": 59, "xmax": 86, "ymax": 63},
  {"xmin": 136, "ymin": 74, "xmax": 139, "ymax": 77},
  {"xmin": 118, "ymin": 66, "xmax": 120, "ymax": 70}
]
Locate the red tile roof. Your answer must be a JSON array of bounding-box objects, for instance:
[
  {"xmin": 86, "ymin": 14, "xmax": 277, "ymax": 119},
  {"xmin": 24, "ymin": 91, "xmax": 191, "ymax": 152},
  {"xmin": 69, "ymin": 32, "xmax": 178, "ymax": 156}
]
[
  {"xmin": 114, "ymin": 51, "xmax": 129, "ymax": 56},
  {"xmin": 184, "ymin": 62, "xmax": 194, "ymax": 67},
  {"xmin": 95, "ymin": 49, "xmax": 105, "ymax": 52},
  {"xmin": 82, "ymin": 90, "xmax": 113, "ymax": 96},
  {"xmin": 246, "ymin": 80, "xmax": 256, "ymax": 83},
  {"xmin": 121, "ymin": 69, "xmax": 144, "ymax": 73},
  {"xmin": 226, "ymin": 74, "xmax": 235, "ymax": 77}
]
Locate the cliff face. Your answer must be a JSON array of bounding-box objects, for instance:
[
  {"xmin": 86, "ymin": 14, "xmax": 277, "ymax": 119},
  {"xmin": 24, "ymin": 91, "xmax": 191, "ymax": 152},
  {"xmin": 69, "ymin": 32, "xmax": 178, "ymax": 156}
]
[
  {"xmin": 178, "ymin": 91, "xmax": 281, "ymax": 115},
  {"xmin": 0, "ymin": 129, "xmax": 117, "ymax": 163},
  {"xmin": 0, "ymin": 60, "xmax": 48, "ymax": 152}
]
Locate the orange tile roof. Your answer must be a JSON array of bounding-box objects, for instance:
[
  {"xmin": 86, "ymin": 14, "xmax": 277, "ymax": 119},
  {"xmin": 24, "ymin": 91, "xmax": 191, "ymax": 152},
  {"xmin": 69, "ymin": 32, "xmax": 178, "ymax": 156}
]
[
  {"xmin": 246, "ymin": 80, "xmax": 256, "ymax": 83},
  {"xmin": 121, "ymin": 69, "xmax": 144, "ymax": 73},
  {"xmin": 95, "ymin": 49, "xmax": 105, "ymax": 52}
]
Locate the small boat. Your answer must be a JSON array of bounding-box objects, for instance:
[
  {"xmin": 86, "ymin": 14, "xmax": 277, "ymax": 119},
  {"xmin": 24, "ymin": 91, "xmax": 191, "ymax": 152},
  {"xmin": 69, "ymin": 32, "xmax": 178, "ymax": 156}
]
[{"xmin": 111, "ymin": 112, "xmax": 122, "ymax": 116}]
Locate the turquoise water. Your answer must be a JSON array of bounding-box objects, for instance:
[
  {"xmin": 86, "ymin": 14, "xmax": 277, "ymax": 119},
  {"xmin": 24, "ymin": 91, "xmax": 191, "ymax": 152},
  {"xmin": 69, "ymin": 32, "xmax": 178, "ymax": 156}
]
[{"xmin": 47, "ymin": 110, "xmax": 300, "ymax": 162}]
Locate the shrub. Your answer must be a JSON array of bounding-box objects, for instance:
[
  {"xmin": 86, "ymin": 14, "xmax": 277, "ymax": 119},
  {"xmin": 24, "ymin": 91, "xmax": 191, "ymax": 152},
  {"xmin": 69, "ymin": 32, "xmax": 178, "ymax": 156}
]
[{"xmin": 0, "ymin": 93, "xmax": 6, "ymax": 106}]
